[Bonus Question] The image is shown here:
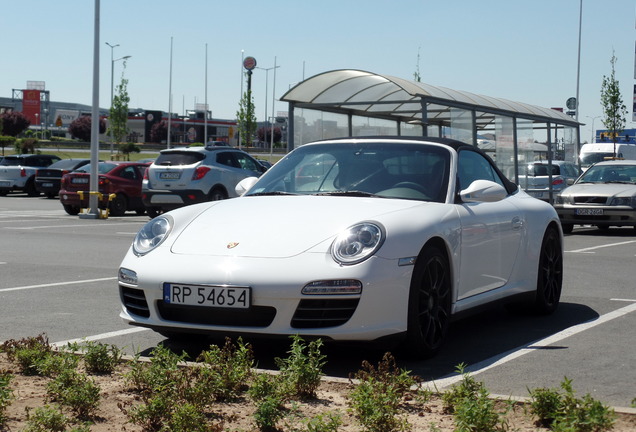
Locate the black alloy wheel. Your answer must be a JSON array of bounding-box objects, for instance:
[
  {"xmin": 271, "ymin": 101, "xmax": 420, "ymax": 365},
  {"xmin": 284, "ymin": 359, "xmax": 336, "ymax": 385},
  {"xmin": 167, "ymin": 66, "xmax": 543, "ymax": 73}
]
[
  {"xmin": 109, "ymin": 194, "xmax": 127, "ymax": 217},
  {"xmin": 534, "ymin": 226, "xmax": 563, "ymax": 315},
  {"xmin": 404, "ymin": 244, "xmax": 452, "ymax": 358},
  {"xmin": 209, "ymin": 187, "xmax": 228, "ymax": 201}
]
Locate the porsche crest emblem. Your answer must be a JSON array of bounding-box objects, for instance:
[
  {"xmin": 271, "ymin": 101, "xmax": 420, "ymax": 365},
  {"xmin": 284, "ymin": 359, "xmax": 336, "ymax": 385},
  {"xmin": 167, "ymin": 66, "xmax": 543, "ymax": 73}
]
[{"xmin": 227, "ymin": 242, "xmax": 239, "ymax": 249}]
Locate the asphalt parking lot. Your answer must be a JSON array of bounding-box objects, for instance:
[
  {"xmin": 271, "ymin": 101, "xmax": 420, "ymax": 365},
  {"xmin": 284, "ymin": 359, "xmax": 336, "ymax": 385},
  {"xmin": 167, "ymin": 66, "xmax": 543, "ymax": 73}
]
[{"xmin": 0, "ymin": 194, "xmax": 634, "ymax": 408}]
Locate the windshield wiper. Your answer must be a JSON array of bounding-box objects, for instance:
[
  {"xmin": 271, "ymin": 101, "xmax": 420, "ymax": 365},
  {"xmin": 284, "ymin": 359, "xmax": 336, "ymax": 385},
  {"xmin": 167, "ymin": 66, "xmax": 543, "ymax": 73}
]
[
  {"xmin": 314, "ymin": 190, "xmax": 379, "ymax": 197},
  {"xmin": 247, "ymin": 191, "xmax": 297, "ymax": 196}
]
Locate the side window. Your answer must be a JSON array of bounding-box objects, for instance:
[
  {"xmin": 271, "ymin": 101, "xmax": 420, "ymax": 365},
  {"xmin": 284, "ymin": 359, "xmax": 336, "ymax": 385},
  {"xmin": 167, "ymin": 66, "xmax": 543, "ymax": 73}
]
[
  {"xmin": 235, "ymin": 154, "xmax": 259, "ymax": 172},
  {"xmin": 216, "ymin": 152, "xmax": 240, "ymax": 168},
  {"xmin": 457, "ymin": 150, "xmax": 505, "ymax": 190},
  {"xmin": 120, "ymin": 166, "xmax": 138, "ymax": 180}
]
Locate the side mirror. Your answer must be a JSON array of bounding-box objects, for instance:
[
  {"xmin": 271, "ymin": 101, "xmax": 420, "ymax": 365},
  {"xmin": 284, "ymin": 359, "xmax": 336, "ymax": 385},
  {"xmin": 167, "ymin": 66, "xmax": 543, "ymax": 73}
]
[
  {"xmin": 235, "ymin": 177, "xmax": 259, "ymax": 196},
  {"xmin": 460, "ymin": 179, "xmax": 507, "ymax": 203}
]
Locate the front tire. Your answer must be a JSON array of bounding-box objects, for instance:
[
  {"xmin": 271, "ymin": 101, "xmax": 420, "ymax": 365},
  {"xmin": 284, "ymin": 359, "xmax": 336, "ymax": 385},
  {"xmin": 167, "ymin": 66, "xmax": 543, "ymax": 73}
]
[
  {"xmin": 534, "ymin": 226, "xmax": 563, "ymax": 315},
  {"xmin": 403, "ymin": 244, "xmax": 451, "ymax": 359}
]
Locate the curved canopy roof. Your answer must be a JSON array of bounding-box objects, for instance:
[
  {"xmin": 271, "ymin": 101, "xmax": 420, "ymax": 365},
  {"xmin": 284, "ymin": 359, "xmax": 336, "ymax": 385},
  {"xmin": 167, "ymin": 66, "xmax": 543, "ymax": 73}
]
[{"xmin": 280, "ymin": 69, "xmax": 579, "ymax": 128}]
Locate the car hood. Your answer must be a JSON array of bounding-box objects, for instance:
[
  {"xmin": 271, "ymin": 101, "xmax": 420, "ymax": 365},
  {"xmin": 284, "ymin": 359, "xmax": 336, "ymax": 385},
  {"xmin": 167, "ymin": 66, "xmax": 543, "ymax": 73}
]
[
  {"xmin": 562, "ymin": 183, "xmax": 636, "ymax": 197},
  {"xmin": 170, "ymin": 195, "xmax": 427, "ymax": 258}
]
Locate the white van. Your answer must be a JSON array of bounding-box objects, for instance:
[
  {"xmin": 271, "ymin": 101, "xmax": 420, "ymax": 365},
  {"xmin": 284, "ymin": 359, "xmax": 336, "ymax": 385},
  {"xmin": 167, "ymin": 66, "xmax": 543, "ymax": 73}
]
[{"xmin": 579, "ymin": 142, "xmax": 636, "ymax": 168}]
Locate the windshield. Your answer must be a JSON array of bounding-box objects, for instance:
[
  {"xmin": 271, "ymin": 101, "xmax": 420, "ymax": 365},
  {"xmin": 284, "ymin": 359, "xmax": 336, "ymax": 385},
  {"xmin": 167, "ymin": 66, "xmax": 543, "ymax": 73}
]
[
  {"xmin": 246, "ymin": 141, "xmax": 451, "ymax": 202},
  {"xmin": 577, "ymin": 164, "xmax": 636, "ymax": 184},
  {"xmin": 73, "ymin": 163, "xmax": 118, "ymax": 174}
]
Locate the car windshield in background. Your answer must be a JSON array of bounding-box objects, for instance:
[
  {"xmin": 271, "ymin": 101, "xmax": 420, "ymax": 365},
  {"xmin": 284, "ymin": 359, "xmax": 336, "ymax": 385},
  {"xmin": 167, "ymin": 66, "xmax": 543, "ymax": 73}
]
[
  {"xmin": 246, "ymin": 142, "xmax": 451, "ymax": 202},
  {"xmin": 577, "ymin": 163, "xmax": 636, "ymax": 184},
  {"xmin": 73, "ymin": 163, "xmax": 118, "ymax": 174}
]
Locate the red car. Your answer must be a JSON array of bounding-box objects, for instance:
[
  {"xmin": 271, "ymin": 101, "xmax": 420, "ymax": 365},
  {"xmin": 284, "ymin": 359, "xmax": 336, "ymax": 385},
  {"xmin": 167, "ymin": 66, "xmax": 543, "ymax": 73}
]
[{"xmin": 59, "ymin": 162, "xmax": 150, "ymax": 216}]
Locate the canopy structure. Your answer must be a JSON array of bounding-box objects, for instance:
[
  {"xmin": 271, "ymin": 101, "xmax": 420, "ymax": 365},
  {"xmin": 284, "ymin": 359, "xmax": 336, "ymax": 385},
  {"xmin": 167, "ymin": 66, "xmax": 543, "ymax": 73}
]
[
  {"xmin": 281, "ymin": 69, "xmax": 579, "ymax": 139},
  {"xmin": 280, "ymin": 69, "xmax": 581, "ymax": 201}
]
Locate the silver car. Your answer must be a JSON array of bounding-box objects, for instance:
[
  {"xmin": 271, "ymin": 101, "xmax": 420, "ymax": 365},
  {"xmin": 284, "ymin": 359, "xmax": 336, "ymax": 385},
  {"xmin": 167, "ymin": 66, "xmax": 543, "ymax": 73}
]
[
  {"xmin": 553, "ymin": 160, "xmax": 636, "ymax": 233},
  {"xmin": 142, "ymin": 144, "xmax": 266, "ymax": 217},
  {"xmin": 518, "ymin": 160, "xmax": 581, "ymax": 201}
]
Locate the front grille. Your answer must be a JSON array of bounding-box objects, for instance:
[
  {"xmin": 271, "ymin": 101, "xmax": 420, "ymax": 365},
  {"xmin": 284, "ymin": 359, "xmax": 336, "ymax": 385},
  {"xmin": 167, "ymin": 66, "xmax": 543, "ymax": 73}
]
[
  {"xmin": 291, "ymin": 298, "xmax": 360, "ymax": 329},
  {"xmin": 573, "ymin": 196, "xmax": 608, "ymax": 204},
  {"xmin": 120, "ymin": 286, "xmax": 150, "ymax": 318},
  {"xmin": 157, "ymin": 302, "xmax": 276, "ymax": 327}
]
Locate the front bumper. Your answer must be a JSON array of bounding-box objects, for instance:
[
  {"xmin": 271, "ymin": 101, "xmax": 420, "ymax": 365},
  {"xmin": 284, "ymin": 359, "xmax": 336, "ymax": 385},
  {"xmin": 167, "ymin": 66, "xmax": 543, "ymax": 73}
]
[
  {"xmin": 555, "ymin": 205, "xmax": 636, "ymax": 226},
  {"xmin": 118, "ymin": 249, "xmax": 414, "ymax": 342}
]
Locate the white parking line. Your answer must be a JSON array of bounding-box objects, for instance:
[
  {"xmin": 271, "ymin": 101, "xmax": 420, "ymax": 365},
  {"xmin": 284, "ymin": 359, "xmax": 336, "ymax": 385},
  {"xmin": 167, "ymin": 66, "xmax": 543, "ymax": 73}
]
[
  {"xmin": 428, "ymin": 301, "xmax": 636, "ymax": 389},
  {"xmin": 52, "ymin": 327, "xmax": 149, "ymax": 348},
  {"xmin": 4, "ymin": 222, "xmax": 143, "ymax": 230},
  {"xmin": 566, "ymin": 240, "xmax": 636, "ymax": 254},
  {"xmin": 0, "ymin": 277, "xmax": 117, "ymax": 293}
]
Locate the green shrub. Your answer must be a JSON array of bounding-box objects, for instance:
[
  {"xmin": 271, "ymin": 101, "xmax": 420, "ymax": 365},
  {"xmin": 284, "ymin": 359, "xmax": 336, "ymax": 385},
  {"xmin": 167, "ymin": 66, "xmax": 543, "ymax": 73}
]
[
  {"xmin": 275, "ymin": 335, "xmax": 326, "ymax": 399},
  {"xmin": 1, "ymin": 334, "xmax": 52, "ymax": 376},
  {"xmin": 0, "ymin": 371, "xmax": 13, "ymax": 427},
  {"xmin": 80, "ymin": 341, "xmax": 122, "ymax": 374},
  {"xmin": 441, "ymin": 363, "xmax": 483, "ymax": 414},
  {"xmin": 253, "ymin": 394, "xmax": 287, "ymax": 431},
  {"xmin": 46, "ymin": 369, "xmax": 100, "ymax": 419},
  {"xmin": 348, "ymin": 352, "xmax": 416, "ymax": 432},
  {"xmin": 529, "ymin": 377, "xmax": 615, "ymax": 432},
  {"xmin": 23, "ymin": 405, "xmax": 69, "ymax": 432}
]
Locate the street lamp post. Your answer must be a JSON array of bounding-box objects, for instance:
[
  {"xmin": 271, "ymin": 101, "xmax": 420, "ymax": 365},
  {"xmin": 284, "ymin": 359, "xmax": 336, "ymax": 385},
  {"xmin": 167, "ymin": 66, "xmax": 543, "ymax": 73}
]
[
  {"xmin": 256, "ymin": 62, "xmax": 279, "ymax": 148},
  {"xmin": 586, "ymin": 115, "xmax": 601, "ymax": 143}
]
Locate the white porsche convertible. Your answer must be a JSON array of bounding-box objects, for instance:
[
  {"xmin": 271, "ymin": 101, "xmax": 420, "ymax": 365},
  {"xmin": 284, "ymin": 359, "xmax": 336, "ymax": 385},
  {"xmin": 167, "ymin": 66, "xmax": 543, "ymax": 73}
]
[{"xmin": 119, "ymin": 137, "xmax": 563, "ymax": 358}]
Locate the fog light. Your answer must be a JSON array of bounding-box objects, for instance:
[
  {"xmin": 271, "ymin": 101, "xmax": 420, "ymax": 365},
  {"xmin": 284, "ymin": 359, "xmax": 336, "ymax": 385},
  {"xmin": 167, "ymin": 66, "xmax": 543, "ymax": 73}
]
[
  {"xmin": 118, "ymin": 267, "xmax": 138, "ymax": 285},
  {"xmin": 302, "ymin": 279, "xmax": 362, "ymax": 295}
]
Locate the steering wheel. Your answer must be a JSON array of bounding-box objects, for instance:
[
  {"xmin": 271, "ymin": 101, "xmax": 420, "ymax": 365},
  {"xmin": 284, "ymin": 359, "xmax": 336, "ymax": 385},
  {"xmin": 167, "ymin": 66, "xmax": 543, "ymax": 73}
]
[{"xmin": 392, "ymin": 182, "xmax": 429, "ymax": 195}]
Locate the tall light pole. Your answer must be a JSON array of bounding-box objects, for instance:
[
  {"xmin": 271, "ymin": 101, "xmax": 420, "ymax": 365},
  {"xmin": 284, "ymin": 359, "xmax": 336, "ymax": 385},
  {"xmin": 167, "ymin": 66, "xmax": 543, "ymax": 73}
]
[
  {"xmin": 586, "ymin": 115, "xmax": 601, "ymax": 143},
  {"xmin": 105, "ymin": 42, "xmax": 119, "ymax": 107},
  {"xmin": 256, "ymin": 62, "xmax": 279, "ymax": 147}
]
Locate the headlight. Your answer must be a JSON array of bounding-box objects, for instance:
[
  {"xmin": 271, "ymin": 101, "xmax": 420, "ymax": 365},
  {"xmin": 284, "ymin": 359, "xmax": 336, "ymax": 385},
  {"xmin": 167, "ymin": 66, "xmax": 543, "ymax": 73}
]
[
  {"xmin": 331, "ymin": 222, "xmax": 384, "ymax": 265},
  {"xmin": 610, "ymin": 197, "xmax": 636, "ymax": 207},
  {"xmin": 133, "ymin": 215, "xmax": 173, "ymax": 256}
]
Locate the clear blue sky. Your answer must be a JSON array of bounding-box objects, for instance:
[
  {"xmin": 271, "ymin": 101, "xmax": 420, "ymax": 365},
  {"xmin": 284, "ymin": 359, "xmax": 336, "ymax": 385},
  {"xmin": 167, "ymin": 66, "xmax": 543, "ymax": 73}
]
[{"xmin": 1, "ymin": 0, "xmax": 634, "ymax": 142}]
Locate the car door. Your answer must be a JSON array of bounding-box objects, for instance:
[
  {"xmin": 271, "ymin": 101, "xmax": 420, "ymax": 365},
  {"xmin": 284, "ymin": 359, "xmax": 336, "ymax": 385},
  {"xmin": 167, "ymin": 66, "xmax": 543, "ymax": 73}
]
[{"xmin": 455, "ymin": 149, "xmax": 523, "ymax": 300}]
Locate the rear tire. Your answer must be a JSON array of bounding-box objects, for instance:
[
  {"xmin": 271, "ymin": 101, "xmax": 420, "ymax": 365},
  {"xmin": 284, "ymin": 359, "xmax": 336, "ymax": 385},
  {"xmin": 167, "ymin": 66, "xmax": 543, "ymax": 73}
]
[
  {"xmin": 403, "ymin": 244, "xmax": 451, "ymax": 359},
  {"xmin": 534, "ymin": 226, "xmax": 563, "ymax": 315},
  {"xmin": 63, "ymin": 204, "xmax": 80, "ymax": 215},
  {"xmin": 109, "ymin": 194, "xmax": 127, "ymax": 216},
  {"xmin": 561, "ymin": 223, "xmax": 573, "ymax": 234},
  {"xmin": 25, "ymin": 179, "xmax": 39, "ymax": 197},
  {"xmin": 209, "ymin": 187, "xmax": 228, "ymax": 201}
]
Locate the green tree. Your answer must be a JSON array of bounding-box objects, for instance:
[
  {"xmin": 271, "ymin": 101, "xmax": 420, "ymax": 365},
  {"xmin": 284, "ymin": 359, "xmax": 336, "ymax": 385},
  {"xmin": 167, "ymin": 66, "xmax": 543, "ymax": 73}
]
[
  {"xmin": 236, "ymin": 87, "xmax": 257, "ymax": 147},
  {"xmin": 109, "ymin": 60, "xmax": 130, "ymax": 146},
  {"xmin": 600, "ymin": 52, "xmax": 627, "ymax": 157}
]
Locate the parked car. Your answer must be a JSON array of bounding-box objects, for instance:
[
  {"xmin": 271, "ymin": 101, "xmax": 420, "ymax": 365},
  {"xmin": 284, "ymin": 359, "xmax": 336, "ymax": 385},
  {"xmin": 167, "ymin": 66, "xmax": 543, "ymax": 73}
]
[
  {"xmin": 142, "ymin": 143, "xmax": 267, "ymax": 217},
  {"xmin": 0, "ymin": 154, "xmax": 61, "ymax": 196},
  {"xmin": 35, "ymin": 159, "xmax": 91, "ymax": 198},
  {"xmin": 118, "ymin": 137, "xmax": 563, "ymax": 358},
  {"xmin": 518, "ymin": 160, "xmax": 581, "ymax": 201},
  {"xmin": 554, "ymin": 160, "xmax": 636, "ymax": 233},
  {"xmin": 59, "ymin": 161, "xmax": 150, "ymax": 216}
]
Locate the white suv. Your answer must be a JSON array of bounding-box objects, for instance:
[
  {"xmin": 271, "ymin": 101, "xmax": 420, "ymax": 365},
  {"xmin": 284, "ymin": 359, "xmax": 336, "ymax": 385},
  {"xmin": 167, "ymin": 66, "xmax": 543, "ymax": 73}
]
[{"xmin": 142, "ymin": 144, "xmax": 266, "ymax": 217}]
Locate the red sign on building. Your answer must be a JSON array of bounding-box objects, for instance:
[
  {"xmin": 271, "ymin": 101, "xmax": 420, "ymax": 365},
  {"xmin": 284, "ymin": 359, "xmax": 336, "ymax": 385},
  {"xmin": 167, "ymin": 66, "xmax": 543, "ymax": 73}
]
[{"xmin": 22, "ymin": 90, "xmax": 41, "ymax": 125}]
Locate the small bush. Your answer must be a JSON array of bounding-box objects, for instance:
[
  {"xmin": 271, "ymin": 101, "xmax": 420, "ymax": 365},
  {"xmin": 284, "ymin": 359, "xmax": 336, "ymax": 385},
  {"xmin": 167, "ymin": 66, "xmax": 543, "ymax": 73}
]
[
  {"xmin": 46, "ymin": 369, "xmax": 100, "ymax": 419},
  {"xmin": 0, "ymin": 371, "xmax": 13, "ymax": 427},
  {"xmin": 1, "ymin": 334, "xmax": 52, "ymax": 376},
  {"xmin": 348, "ymin": 352, "xmax": 416, "ymax": 432},
  {"xmin": 253, "ymin": 394, "xmax": 287, "ymax": 431},
  {"xmin": 275, "ymin": 335, "xmax": 326, "ymax": 399},
  {"xmin": 529, "ymin": 377, "xmax": 615, "ymax": 432},
  {"xmin": 441, "ymin": 363, "xmax": 483, "ymax": 414},
  {"xmin": 23, "ymin": 405, "xmax": 69, "ymax": 432},
  {"xmin": 80, "ymin": 341, "xmax": 122, "ymax": 374}
]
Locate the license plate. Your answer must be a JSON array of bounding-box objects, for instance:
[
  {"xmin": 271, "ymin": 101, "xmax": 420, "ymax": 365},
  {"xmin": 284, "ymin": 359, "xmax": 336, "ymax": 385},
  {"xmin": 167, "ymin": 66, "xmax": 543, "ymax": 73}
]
[
  {"xmin": 575, "ymin": 208, "xmax": 603, "ymax": 216},
  {"xmin": 72, "ymin": 177, "xmax": 89, "ymax": 184},
  {"xmin": 42, "ymin": 182, "xmax": 53, "ymax": 187},
  {"xmin": 159, "ymin": 172, "xmax": 181, "ymax": 180},
  {"xmin": 0, "ymin": 180, "xmax": 10, "ymax": 187},
  {"xmin": 528, "ymin": 191, "xmax": 544, "ymax": 198},
  {"xmin": 163, "ymin": 283, "xmax": 250, "ymax": 309}
]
